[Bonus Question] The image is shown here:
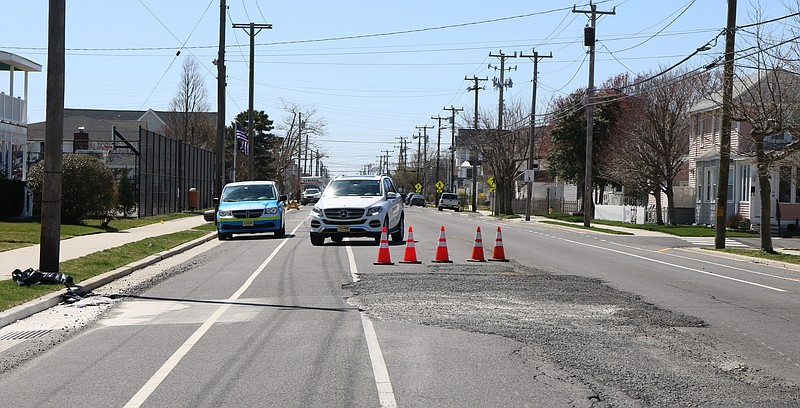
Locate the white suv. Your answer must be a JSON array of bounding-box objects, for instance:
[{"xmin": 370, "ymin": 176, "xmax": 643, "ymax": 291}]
[
  {"xmin": 438, "ymin": 192, "xmax": 460, "ymax": 212},
  {"xmin": 309, "ymin": 175, "xmax": 405, "ymax": 245}
]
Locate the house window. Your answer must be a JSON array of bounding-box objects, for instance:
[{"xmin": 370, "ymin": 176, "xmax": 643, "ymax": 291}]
[
  {"xmin": 705, "ymin": 168, "xmax": 715, "ymax": 202},
  {"xmin": 693, "ymin": 114, "xmax": 703, "ymax": 147},
  {"xmin": 739, "ymin": 166, "xmax": 750, "ymax": 202},
  {"xmin": 779, "ymin": 166, "xmax": 792, "ymax": 203},
  {"xmin": 702, "ymin": 116, "xmax": 712, "ymax": 135},
  {"xmin": 728, "ymin": 165, "xmax": 734, "ymax": 201}
]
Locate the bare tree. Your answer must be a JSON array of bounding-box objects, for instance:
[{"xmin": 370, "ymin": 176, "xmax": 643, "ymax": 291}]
[
  {"xmin": 464, "ymin": 101, "xmax": 530, "ymax": 215},
  {"xmin": 605, "ymin": 70, "xmax": 710, "ymax": 224},
  {"xmin": 276, "ymin": 101, "xmax": 327, "ymax": 197},
  {"xmin": 164, "ymin": 58, "xmax": 214, "ymax": 147}
]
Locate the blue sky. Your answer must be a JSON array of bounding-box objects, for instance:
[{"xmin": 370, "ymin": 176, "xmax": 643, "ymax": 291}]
[{"xmin": 2, "ymin": 1, "xmax": 795, "ymax": 175}]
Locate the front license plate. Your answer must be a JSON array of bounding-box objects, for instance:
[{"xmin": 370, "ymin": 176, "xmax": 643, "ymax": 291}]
[
  {"xmin": 243, "ymin": 220, "xmax": 254, "ymax": 227},
  {"xmin": 337, "ymin": 225, "xmax": 350, "ymax": 232}
]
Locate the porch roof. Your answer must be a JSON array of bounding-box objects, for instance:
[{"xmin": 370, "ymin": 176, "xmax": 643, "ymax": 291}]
[
  {"xmin": 695, "ymin": 147, "xmax": 749, "ymax": 163},
  {"xmin": 0, "ymin": 51, "xmax": 42, "ymax": 72}
]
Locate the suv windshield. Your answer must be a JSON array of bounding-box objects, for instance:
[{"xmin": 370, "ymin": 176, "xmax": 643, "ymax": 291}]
[
  {"xmin": 323, "ymin": 180, "xmax": 382, "ymax": 197},
  {"xmin": 221, "ymin": 185, "xmax": 276, "ymax": 202},
  {"xmin": 304, "ymin": 188, "xmax": 320, "ymax": 194},
  {"xmin": 441, "ymin": 193, "xmax": 457, "ymax": 200}
]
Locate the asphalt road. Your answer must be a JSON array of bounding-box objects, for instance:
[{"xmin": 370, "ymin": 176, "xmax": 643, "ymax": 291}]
[{"xmin": 0, "ymin": 206, "xmax": 799, "ymax": 407}]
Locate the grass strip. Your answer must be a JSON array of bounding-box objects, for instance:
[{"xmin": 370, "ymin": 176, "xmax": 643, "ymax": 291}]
[
  {"xmin": 0, "ymin": 228, "xmax": 209, "ymax": 312},
  {"xmin": 0, "ymin": 211, "xmax": 205, "ymax": 251},
  {"xmin": 540, "ymin": 220, "xmax": 633, "ymax": 235},
  {"xmin": 535, "ymin": 213, "xmax": 757, "ymax": 238},
  {"xmin": 713, "ymin": 248, "xmax": 800, "ymax": 264}
]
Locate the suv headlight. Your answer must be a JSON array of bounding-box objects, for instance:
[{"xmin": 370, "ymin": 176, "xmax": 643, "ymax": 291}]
[
  {"xmin": 366, "ymin": 206, "xmax": 382, "ymax": 216},
  {"xmin": 264, "ymin": 207, "xmax": 278, "ymax": 215},
  {"xmin": 311, "ymin": 206, "xmax": 322, "ymax": 215},
  {"xmin": 218, "ymin": 209, "xmax": 232, "ymax": 217}
]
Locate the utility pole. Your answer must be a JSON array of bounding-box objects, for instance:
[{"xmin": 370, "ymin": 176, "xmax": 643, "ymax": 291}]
[
  {"xmin": 573, "ymin": 2, "xmax": 615, "ymax": 227},
  {"xmin": 715, "ymin": 0, "xmax": 737, "ymax": 249},
  {"xmin": 296, "ymin": 112, "xmax": 302, "ymax": 200},
  {"xmin": 214, "ymin": 0, "xmax": 226, "ymax": 200},
  {"xmin": 431, "ymin": 116, "xmax": 448, "ymax": 200},
  {"xmin": 232, "ymin": 22, "xmax": 272, "ymax": 180},
  {"xmin": 488, "ymin": 50, "xmax": 517, "ymax": 130},
  {"xmin": 489, "ymin": 51, "xmax": 516, "ymax": 216},
  {"xmin": 416, "ymin": 125, "xmax": 433, "ymax": 195},
  {"xmin": 466, "ymin": 76, "xmax": 487, "ymax": 212},
  {"xmin": 519, "ymin": 49, "xmax": 552, "ymax": 221},
  {"xmin": 414, "ymin": 130, "xmax": 422, "ymax": 186},
  {"xmin": 40, "ymin": 0, "xmax": 65, "ymax": 273},
  {"xmin": 444, "ymin": 106, "xmax": 463, "ymax": 193},
  {"xmin": 304, "ymin": 129, "xmax": 310, "ymax": 175},
  {"xmin": 465, "ymin": 76, "xmax": 488, "ymax": 130}
]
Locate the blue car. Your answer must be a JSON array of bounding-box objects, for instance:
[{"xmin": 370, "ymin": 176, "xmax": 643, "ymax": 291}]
[{"xmin": 215, "ymin": 181, "xmax": 287, "ymax": 240}]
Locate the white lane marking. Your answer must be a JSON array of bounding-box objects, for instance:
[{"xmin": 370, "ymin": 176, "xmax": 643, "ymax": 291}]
[
  {"xmin": 124, "ymin": 222, "xmax": 304, "ymax": 408},
  {"xmin": 557, "ymin": 237, "xmax": 786, "ymax": 292},
  {"xmin": 608, "ymin": 241, "xmax": 800, "ymax": 283},
  {"xmin": 346, "ymin": 245, "xmax": 397, "ymax": 408}
]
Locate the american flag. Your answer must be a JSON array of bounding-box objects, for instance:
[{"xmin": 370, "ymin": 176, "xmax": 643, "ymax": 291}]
[{"xmin": 235, "ymin": 122, "xmax": 249, "ymax": 156}]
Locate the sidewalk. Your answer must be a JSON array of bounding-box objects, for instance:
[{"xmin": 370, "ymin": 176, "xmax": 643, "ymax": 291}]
[
  {"xmin": 0, "ymin": 216, "xmax": 209, "ymax": 281},
  {"xmin": 477, "ymin": 211, "xmax": 672, "ymax": 237}
]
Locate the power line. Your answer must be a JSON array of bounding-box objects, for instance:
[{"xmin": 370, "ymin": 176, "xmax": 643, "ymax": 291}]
[{"xmin": 602, "ymin": 0, "xmax": 695, "ymax": 53}]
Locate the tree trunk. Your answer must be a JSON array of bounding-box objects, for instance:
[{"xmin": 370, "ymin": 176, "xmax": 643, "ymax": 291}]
[
  {"xmin": 665, "ymin": 183, "xmax": 676, "ymax": 225},
  {"xmin": 654, "ymin": 189, "xmax": 664, "ymax": 225},
  {"xmin": 758, "ymin": 169, "xmax": 774, "ymax": 253}
]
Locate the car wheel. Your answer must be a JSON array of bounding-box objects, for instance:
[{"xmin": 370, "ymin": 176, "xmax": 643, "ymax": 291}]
[
  {"xmin": 331, "ymin": 236, "xmax": 343, "ymax": 243},
  {"xmin": 310, "ymin": 233, "xmax": 325, "ymax": 246},
  {"xmin": 218, "ymin": 232, "xmax": 231, "ymax": 241},
  {"xmin": 391, "ymin": 216, "xmax": 404, "ymax": 244},
  {"xmin": 455, "ymin": 208, "xmax": 460, "ymax": 212},
  {"xmin": 438, "ymin": 207, "xmax": 443, "ymax": 211},
  {"xmin": 275, "ymin": 223, "xmax": 285, "ymax": 238}
]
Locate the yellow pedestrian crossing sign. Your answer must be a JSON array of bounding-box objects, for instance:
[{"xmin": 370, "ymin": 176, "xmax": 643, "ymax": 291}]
[
  {"xmin": 415, "ymin": 183, "xmax": 422, "ymax": 193},
  {"xmin": 487, "ymin": 176, "xmax": 496, "ymax": 192},
  {"xmin": 435, "ymin": 180, "xmax": 444, "ymax": 193}
]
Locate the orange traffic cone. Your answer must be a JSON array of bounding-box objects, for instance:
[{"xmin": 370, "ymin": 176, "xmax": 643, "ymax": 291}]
[
  {"xmin": 489, "ymin": 226, "xmax": 509, "ymax": 262},
  {"xmin": 399, "ymin": 226, "xmax": 422, "ymax": 264},
  {"xmin": 432, "ymin": 226, "xmax": 453, "ymax": 263},
  {"xmin": 467, "ymin": 226, "xmax": 486, "ymax": 262},
  {"xmin": 374, "ymin": 226, "xmax": 394, "ymax": 265}
]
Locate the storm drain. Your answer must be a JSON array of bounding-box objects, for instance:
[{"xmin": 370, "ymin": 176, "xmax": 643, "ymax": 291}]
[{"xmin": 0, "ymin": 330, "xmax": 52, "ymax": 341}]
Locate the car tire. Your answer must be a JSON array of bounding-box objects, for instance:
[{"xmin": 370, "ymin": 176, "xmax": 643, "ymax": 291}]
[
  {"xmin": 331, "ymin": 236, "xmax": 343, "ymax": 243},
  {"xmin": 438, "ymin": 207, "xmax": 443, "ymax": 211},
  {"xmin": 310, "ymin": 233, "xmax": 324, "ymax": 246},
  {"xmin": 218, "ymin": 232, "xmax": 231, "ymax": 241},
  {"xmin": 455, "ymin": 208, "xmax": 460, "ymax": 212},
  {"xmin": 391, "ymin": 216, "xmax": 404, "ymax": 244},
  {"xmin": 275, "ymin": 223, "xmax": 285, "ymax": 238}
]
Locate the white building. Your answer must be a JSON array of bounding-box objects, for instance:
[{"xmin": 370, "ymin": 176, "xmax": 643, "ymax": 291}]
[{"xmin": 0, "ymin": 51, "xmax": 41, "ymax": 180}]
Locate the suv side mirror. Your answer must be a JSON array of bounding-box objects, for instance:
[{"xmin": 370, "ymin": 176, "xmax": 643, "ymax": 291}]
[
  {"xmin": 279, "ymin": 194, "xmax": 288, "ymax": 202},
  {"xmin": 386, "ymin": 192, "xmax": 398, "ymax": 200}
]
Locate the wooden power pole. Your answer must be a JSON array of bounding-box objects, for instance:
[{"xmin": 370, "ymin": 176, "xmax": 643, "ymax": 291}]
[{"xmin": 40, "ymin": 0, "xmax": 66, "ymax": 272}]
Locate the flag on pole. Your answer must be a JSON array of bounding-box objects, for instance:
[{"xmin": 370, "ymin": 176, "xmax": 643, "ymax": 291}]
[{"xmin": 235, "ymin": 122, "xmax": 249, "ymax": 156}]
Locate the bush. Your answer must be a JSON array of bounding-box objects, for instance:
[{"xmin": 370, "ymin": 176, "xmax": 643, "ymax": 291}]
[
  {"xmin": 726, "ymin": 213, "xmax": 744, "ymax": 229},
  {"xmin": 116, "ymin": 168, "xmax": 136, "ymax": 216},
  {"xmin": 27, "ymin": 154, "xmax": 116, "ymax": 223}
]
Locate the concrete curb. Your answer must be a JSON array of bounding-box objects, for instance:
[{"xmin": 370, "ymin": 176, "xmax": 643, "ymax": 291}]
[{"xmin": 0, "ymin": 231, "xmax": 217, "ymax": 329}]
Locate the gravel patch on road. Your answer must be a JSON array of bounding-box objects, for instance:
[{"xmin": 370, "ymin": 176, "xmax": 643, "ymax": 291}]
[{"xmin": 345, "ymin": 262, "xmax": 800, "ymax": 407}]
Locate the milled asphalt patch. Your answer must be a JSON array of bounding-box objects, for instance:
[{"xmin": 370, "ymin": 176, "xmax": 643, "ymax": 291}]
[{"xmin": 345, "ymin": 262, "xmax": 800, "ymax": 407}]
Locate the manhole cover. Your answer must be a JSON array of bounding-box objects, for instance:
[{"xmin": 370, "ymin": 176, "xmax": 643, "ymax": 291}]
[{"xmin": 0, "ymin": 330, "xmax": 52, "ymax": 341}]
